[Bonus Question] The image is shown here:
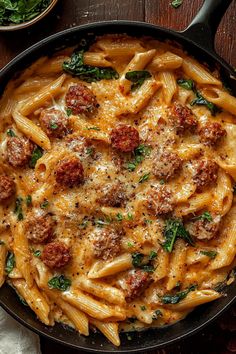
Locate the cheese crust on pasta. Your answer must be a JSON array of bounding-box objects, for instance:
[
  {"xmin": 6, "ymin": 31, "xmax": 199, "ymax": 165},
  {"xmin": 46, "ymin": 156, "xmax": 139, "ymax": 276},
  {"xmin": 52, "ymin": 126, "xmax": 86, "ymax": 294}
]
[{"xmin": 0, "ymin": 34, "xmax": 236, "ymax": 346}]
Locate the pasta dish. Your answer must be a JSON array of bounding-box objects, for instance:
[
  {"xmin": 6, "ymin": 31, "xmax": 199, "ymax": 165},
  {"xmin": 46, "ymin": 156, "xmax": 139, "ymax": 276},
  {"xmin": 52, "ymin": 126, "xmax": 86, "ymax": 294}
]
[{"xmin": 0, "ymin": 35, "xmax": 236, "ymax": 346}]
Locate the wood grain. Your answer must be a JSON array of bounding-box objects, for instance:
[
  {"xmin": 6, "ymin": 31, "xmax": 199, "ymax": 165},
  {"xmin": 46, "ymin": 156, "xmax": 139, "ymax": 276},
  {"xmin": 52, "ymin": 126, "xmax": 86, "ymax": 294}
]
[{"xmin": 0, "ymin": 0, "xmax": 235, "ymax": 353}]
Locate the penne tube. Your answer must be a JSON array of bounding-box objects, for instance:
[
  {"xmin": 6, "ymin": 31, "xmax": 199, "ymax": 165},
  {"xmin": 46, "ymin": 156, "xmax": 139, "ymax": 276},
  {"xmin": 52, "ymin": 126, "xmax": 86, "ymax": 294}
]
[
  {"xmin": 152, "ymin": 248, "xmax": 169, "ymax": 282},
  {"xmin": 12, "ymin": 110, "xmax": 51, "ymax": 150},
  {"xmin": 166, "ymin": 239, "xmax": 187, "ymax": 291},
  {"xmin": 211, "ymin": 169, "xmax": 233, "ymax": 216},
  {"xmin": 36, "ymin": 56, "xmax": 68, "ymax": 74},
  {"xmin": 12, "ymin": 222, "xmax": 34, "ymax": 288},
  {"xmin": 62, "ymin": 289, "xmax": 125, "ymax": 321},
  {"xmin": 164, "ymin": 290, "xmax": 221, "ymax": 311},
  {"xmin": 96, "ymin": 38, "xmax": 144, "ymax": 56},
  {"xmin": 88, "ymin": 253, "xmax": 132, "ymax": 279},
  {"xmin": 46, "ymin": 289, "xmax": 89, "ymax": 336},
  {"xmin": 148, "ymin": 51, "xmax": 183, "ymax": 71},
  {"xmin": 74, "ymin": 274, "xmax": 126, "ymax": 305},
  {"xmin": 20, "ymin": 74, "xmax": 66, "ymax": 116},
  {"xmin": 175, "ymin": 191, "xmax": 213, "ymax": 217},
  {"xmin": 182, "ymin": 57, "xmax": 221, "ymax": 86},
  {"xmin": 119, "ymin": 49, "xmax": 156, "ymax": 94},
  {"xmin": 158, "ymin": 71, "xmax": 178, "ymax": 105},
  {"xmin": 84, "ymin": 52, "xmax": 112, "ymax": 67},
  {"xmin": 201, "ymin": 87, "xmax": 236, "ymax": 116},
  {"xmin": 12, "ymin": 279, "xmax": 51, "ymax": 325},
  {"xmin": 90, "ymin": 318, "xmax": 120, "ymax": 346}
]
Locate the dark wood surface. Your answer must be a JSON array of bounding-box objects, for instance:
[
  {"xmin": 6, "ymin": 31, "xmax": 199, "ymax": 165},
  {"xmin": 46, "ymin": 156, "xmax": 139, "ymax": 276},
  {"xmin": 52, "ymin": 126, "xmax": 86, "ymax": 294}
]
[{"xmin": 0, "ymin": 0, "xmax": 236, "ymax": 353}]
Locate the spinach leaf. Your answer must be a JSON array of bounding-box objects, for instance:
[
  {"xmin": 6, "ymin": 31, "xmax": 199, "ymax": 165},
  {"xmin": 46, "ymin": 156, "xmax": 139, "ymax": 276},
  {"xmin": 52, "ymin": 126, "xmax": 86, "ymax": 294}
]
[
  {"xmin": 161, "ymin": 285, "xmax": 197, "ymax": 304},
  {"xmin": 192, "ymin": 211, "xmax": 212, "ymax": 222},
  {"xmin": 29, "ymin": 146, "xmax": 43, "ymax": 168},
  {"xmin": 14, "ymin": 196, "xmax": 24, "ymax": 221},
  {"xmin": 131, "ymin": 252, "xmax": 155, "ymax": 273},
  {"xmin": 191, "ymin": 91, "xmax": 219, "ymax": 115},
  {"xmin": 125, "ymin": 70, "xmax": 151, "ymax": 91},
  {"xmin": 127, "ymin": 144, "xmax": 151, "ymax": 172},
  {"xmin": 5, "ymin": 252, "xmax": 15, "ymax": 274},
  {"xmin": 171, "ymin": 0, "xmax": 183, "ymax": 8},
  {"xmin": 177, "ymin": 78, "xmax": 194, "ymax": 90},
  {"xmin": 48, "ymin": 275, "xmax": 71, "ymax": 291},
  {"xmin": 63, "ymin": 50, "xmax": 119, "ymax": 83},
  {"xmin": 163, "ymin": 219, "xmax": 194, "ymax": 253},
  {"xmin": 200, "ymin": 250, "xmax": 217, "ymax": 259},
  {"xmin": 0, "ymin": 0, "xmax": 51, "ymax": 25}
]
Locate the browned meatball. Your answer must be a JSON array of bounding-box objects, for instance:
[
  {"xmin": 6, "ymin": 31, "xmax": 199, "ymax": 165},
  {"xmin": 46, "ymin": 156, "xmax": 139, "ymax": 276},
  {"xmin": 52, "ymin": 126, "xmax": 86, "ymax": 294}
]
[
  {"xmin": 169, "ymin": 102, "xmax": 197, "ymax": 133},
  {"xmin": 198, "ymin": 122, "xmax": 226, "ymax": 146},
  {"xmin": 26, "ymin": 214, "xmax": 55, "ymax": 244},
  {"xmin": 42, "ymin": 241, "xmax": 71, "ymax": 268},
  {"xmin": 7, "ymin": 137, "xmax": 34, "ymax": 167},
  {"xmin": 110, "ymin": 125, "xmax": 139, "ymax": 152},
  {"xmin": 186, "ymin": 215, "xmax": 221, "ymax": 240},
  {"xmin": 55, "ymin": 157, "xmax": 84, "ymax": 187},
  {"xmin": 0, "ymin": 175, "xmax": 15, "ymax": 202},
  {"xmin": 65, "ymin": 84, "xmax": 98, "ymax": 115},
  {"xmin": 39, "ymin": 108, "xmax": 68, "ymax": 138},
  {"xmin": 98, "ymin": 182, "xmax": 127, "ymax": 207},
  {"xmin": 125, "ymin": 270, "xmax": 152, "ymax": 302},
  {"xmin": 153, "ymin": 151, "xmax": 183, "ymax": 181},
  {"xmin": 93, "ymin": 227, "xmax": 122, "ymax": 260},
  {"xmin": 146, "ymin": 185, "xmax": 174, "ymax": 216},
  {"xmin": 193, "ymin": 159, "xmax": 218, "ymax": 191}
]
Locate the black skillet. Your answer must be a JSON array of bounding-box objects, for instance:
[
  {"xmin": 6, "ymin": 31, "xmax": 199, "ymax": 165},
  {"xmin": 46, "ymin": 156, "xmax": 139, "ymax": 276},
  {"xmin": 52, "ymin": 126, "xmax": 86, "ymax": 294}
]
[{"xmin": 0, "ymin": 0, "xmax": 236, "ymax": 352}]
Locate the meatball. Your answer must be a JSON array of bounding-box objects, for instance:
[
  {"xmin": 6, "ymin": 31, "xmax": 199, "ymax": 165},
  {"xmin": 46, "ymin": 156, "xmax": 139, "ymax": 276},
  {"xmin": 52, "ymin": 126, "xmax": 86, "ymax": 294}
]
[
  {"xmin": 125, "ymin": 270, "xmax": 152, "ymax": 302},
  {"xmin": 193, "ymin": 159, "xmax": 218, "ymax": 190},
  {"xmin": 110, "ymin": 125, "xmax": 140, "ymax": 152},
  {"xmin": 169, "ymin": 102, "xmax": 197, "ymax": 133},
  {"xmin": 153, "ymin": 151, "xmax": 183, "ymax": 181},
  {"xmin": 42, "ymin": 241, "xmax": 71, "ymax": 268},
  {"xmin": 93, "ymin": 227, "xmax": 122, "ymax": 260},
  {"xmin": 198, "ymin": 122, "xmax": 226, "ymax": 146},
  {"xmin": 65, "ymin": 84, "xmax": 98, "ymax": 115},
  {"xmin": 146, "ymin": 185, "xmax": 174, "ymax": 216},
  {"xmin": 98, "ymin": 182, "xmax": 127, "ymax": 207},
  {"xmin": 39, "ymin": 108, "xmax": 68, "ymax": 138},
  {"xmin": 186, "ymin": 215, "xmax": 221, "ymax": 240},
  {"xmin": 55, "ymin": 157, "xmax": 84, "ymax": 187},
  {"xmin": 0, "ymin": 175, "xmax": 15, "ymax": 202},
  {"xmin": 26, "ymin": 214, "xmax": 55, "ymax": 244},
  {"xmin": 7, "ymin": 137, "xmax": 34, "ymax": 167}
]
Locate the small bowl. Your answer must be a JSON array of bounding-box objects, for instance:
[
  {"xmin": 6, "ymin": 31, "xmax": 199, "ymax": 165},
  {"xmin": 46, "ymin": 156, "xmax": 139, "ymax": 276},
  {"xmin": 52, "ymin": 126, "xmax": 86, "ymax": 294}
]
[{"xmin": 0, "ymin": 0, "xmax": 58, "ymax": 32}]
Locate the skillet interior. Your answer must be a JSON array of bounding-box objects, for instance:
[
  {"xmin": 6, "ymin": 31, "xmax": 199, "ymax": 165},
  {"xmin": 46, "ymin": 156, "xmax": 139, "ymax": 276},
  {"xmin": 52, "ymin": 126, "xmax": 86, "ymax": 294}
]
[{"xmin": 0, "ymin": 21, "xmax": 236, "ymax": 353}]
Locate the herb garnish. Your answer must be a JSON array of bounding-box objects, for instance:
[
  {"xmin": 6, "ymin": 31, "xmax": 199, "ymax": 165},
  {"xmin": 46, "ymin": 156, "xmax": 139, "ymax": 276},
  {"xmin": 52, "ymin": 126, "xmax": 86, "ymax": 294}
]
[
  {"xmin": 33, "ymin": 250, "xmax": 41, "ymax": 257},
  {"xmin": 94, "ymin": 218, "xmax": 111, "ymax": 228},
  {"xmin": 177, "ymin": 78, "xmax": 194, "ymax": 90},
  {"xmin": 149, "ymin": 250, "xmax": 157, "ymax": 260},
  {"xmin": 127, "ymin": 242, "xmax": 134, "ymax": 248},
  {"xmin": 40, "ymin": 200, "xmax": 49, "ymax": 209},
  {"xmin": 127, "ymin": 213, "xmax": 133, "ymax": 220},
  {"xmin": 14, "ymin": 196, "xmax": 24, "ymax": 220},
  {"xmin": 7, "ymin": 128, "xmax": 16, "ymax": 137},
  {"xmin": 125, "ymin": 70, "xmax": 151, "ymax": 91},
  {"xmin": 50, "ymin": 122, "xmax": 58, "ymax": 130},
  {"xmin": 152, "ymin": 309, "xmax": 162, "ymax": 320},
  {"xmin": 139, "ymin": 172, "xmax": 150, "ymax": 184},
  {"xmin": 86, "ymin": 126, "xmax": 100, "ymax": 131},
  {"xmin": 0, "ymin": 0, "xmax": 51, "ymax": 26},
  {"xmin": 29, "ymin": 146, "xmax": 43, "ymax": 168},
  {"xmin": 163, "ymin": 219, "xmax": 194, "ymax": 253},
  {"xmin": 191, "ymin": 91, "xmax": 219, "ymax": 115},
  {"xmin": 63, "ymin": 50, "xmax": 119, "ymax": 82},
  {"xmin": 200, "ymin": 250, "xmax": 217, "ymax": 259},
  {"xmin": 5, "ymin": 252, "xmax": 15, "ymax": 274},
  {"xmin": 161, "ymin": 285, "xmax": 197, "ymax": 304},
  {"xmin": 140, "ymin": 305, "xmax": 146, "ymax": 311},
  {"xmin": 171, "ymin": 0, "xmax": 183, "ymax": 8},
  {"xmin": 116, "ymin": 213, "xmax": 123, "ymax": 222},
  {"xmin": 48, "ymin": 275, "xmax": 71, "ymax": 291},
  {"xmin": 26, "ymin": 195, "xmax": 32, "ymax": 207},
  {"xmin": 127, "ymin": 144, "xmax": 151, "ymax": 172},
  {"xmin": 66, "ymin": 108, "xmax": 72, "ymax": 116},
  {"xmin": 131, "ymin": 252, "xmax": 155, "ymax": 273},
  {"xmin": 192, "ymin": 211, "xmax": 212, "ymax": 222}
]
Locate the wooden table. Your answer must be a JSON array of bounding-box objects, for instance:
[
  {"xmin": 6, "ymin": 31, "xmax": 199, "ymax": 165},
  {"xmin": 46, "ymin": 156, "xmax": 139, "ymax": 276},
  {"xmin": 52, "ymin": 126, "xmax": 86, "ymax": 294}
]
[{"xmin": 1, "ymin": 0, "xmax": 236, "ymax": 353}]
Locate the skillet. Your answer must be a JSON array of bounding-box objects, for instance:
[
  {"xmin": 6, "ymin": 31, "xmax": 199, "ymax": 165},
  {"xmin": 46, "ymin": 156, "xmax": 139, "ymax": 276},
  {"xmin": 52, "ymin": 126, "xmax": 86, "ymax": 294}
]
[{"xmin": 0, "ymin": 0, "xmax": 236, "ymax": 352}]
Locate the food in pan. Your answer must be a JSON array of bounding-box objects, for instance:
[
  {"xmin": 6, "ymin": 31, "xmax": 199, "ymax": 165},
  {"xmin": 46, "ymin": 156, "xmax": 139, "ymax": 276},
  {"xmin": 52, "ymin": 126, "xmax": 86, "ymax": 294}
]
[{"xmin": 0, "ymin": 35, "xmax": 236, "ymax": 346}]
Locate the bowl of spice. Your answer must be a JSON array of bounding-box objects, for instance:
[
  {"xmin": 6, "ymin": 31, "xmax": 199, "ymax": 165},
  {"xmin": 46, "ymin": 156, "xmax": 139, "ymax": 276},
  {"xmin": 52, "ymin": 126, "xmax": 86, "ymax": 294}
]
[{"xmin": 0, "ymin": 0, "xmax": 58, "ymax": 31}]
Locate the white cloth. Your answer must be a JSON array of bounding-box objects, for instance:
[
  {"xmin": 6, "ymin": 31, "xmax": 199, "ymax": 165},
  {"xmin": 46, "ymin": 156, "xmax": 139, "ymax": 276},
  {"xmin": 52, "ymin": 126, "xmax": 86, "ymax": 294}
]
[{"xmin": 0, "ymin": 307, "xmax": 41, "ymax": 354}]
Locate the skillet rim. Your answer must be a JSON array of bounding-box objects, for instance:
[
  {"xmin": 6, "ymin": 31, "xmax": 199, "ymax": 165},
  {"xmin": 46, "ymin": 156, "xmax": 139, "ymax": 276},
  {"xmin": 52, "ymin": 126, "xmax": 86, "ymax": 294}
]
[{"xmin": 0, "ymin": 20, "xmax": 236, "ymax": 353}]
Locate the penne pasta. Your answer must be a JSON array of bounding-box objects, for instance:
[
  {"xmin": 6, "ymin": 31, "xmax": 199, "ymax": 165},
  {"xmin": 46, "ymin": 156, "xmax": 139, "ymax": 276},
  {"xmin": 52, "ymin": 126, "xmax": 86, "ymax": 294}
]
[{"xmin": 182, "ymin": 57, "xmax": 221, "ymax": 86}]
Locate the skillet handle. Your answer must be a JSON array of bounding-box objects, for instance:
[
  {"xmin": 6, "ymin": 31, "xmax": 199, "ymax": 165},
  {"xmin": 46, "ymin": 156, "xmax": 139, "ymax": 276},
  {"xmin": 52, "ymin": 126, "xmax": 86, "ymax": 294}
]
[{"xmin": 181, "ymin": 0, "xmax": 233, "ymax": 53}]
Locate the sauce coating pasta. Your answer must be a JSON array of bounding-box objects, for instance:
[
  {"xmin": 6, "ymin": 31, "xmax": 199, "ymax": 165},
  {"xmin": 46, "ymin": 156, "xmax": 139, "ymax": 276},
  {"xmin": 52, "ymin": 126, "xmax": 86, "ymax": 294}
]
[{"xmin": 0, "ymin": 35, "xmax": 236, "ymax": 346}]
